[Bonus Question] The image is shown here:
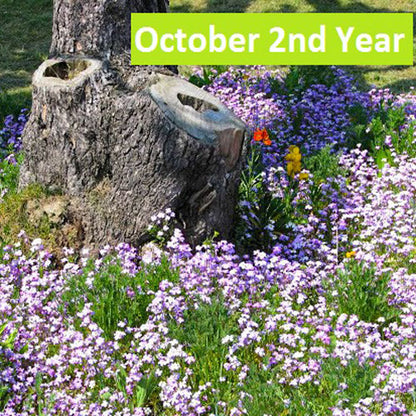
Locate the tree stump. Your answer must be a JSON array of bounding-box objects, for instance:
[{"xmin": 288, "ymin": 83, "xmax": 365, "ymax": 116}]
[{"xmin": 19, "ymin": 0, "xmax": 247, "ymax": 248}]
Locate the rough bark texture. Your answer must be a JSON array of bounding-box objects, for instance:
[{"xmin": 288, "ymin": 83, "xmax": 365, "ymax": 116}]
[
  {"xmin": 50, "ymin": 0, "xmax": 169, "ymax": 59},
  {"xmin": 20, "ymin": 0, "xmax": 247, "ymax": 249}
]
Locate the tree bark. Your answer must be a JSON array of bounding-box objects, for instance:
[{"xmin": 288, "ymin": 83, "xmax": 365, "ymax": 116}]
[
  {"xmin": 50, "ymin": 0, "xmax": 169, "ymax": 59},
  {"xmin": 20, "ymin": 0, "xmax": 247, "ymax": 249}
]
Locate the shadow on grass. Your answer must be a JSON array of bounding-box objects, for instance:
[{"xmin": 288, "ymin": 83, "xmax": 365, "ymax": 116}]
[
  {"xmin": 274, "ymin": 4, "xmax": 297, "ymax": 12},
  {"xmin": 170, "ymin": 0, "xmax": 254, "ymax": 12},
  {"xmin": 306, "ymin": 0, "xmax": 383, "ymax": 12},
  {"xmin": 384, "ymin": 78, "xmax": 416, "ymax": 93},
  {"xmin": 204, "ymin": 0, "xmax": 253, "ymax": 12},
  {"xmin": 304, "ymin": 0, "xmax": 411, "ymax": 14}
]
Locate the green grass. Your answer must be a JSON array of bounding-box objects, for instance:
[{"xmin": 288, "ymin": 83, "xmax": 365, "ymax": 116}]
[
  {"xmin": 0, "ymin": 183, "xmax": 53, "ymax": 246},
  {"xmin": 0, "ymin": 0, "xmax": 414, "ymax": 124},
  {"xmin": 61, "ymin": 255, "xmax": 179, "ymax": 340},
  {"xmin": 324, "ymin": 260, "xmax": 401, "ymax": 325},
  {"xmin": 243, "ymin": 357, "xmax": 379, "ymax": 415},
  {"xmin": 303, "ymin": 145, "xmax": 346, "ymax": 184},
  {"xmin": 171, "ymin": 0, "xmax": 415, "ymax": 13},
  {"xmin": 168, "ymin": 298, "xmax": 239, "ymax": 384},
  {"xmin": 0, "ymin": 0, "xmax": 52, "ymax": 122},
  {"xmin": 345, "ymin": 101, "xmax": 416, "ymax": 169}
]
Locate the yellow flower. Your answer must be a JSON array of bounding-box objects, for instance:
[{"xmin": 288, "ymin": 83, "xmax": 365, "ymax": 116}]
[
  {"xmin": 285, "ymin": 152, "xmax": 301, "ymax": 162},
  {"xmin": 299, "ymin": 172, "xmax": 309, "ymax": 180},
  {"xmin": 346, "ymin": 251, "xmax": 356, "ymax": 258},
  {"xmin": 288, "ymin": 162, "xmax": 301, "ymax": 177},
  {"xmin": 293, "ymin": 153, "xmax": 301, "ymax": 162},
  {"xmin": 288, "ymin": 145, "xmax": 300, "ymax": 154},
  {"xmin": 285, "ymin": 145, "xmax": 302, "ymax": 177}
]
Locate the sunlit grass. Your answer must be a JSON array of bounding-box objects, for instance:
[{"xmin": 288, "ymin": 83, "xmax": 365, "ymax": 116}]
[{"xmin": 0, "ymin": 0, "xmax": 51, "ymax": 122}]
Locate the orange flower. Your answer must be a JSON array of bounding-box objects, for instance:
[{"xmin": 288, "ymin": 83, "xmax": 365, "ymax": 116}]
[
  {"xmin": 253, "ymin": 128, "xmax": 271, "ymax": 146},
  {"xmin": 253, "ymin": 129, "xmax": 264, "ymax": 141}
]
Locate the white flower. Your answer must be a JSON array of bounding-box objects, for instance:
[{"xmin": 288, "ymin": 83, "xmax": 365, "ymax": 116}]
[{"xmin": 221, "ymin": 335, "xmax": 234, "ymax": 344}]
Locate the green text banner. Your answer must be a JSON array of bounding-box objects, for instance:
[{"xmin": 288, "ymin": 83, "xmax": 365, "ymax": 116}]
[{"xmin": 131, "ymin": 13, "xmax": 413, "ymax": 65}]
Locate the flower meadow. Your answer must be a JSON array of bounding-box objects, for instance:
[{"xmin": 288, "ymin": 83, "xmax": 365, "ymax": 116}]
[{"xmin": 1, "ymin": 66, "xmax": 416, "ymax": 415}]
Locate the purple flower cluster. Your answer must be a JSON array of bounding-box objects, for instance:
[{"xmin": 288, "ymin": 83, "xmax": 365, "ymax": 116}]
[
  {"xmin": 338, "ymin": 147, "xmax": 416, "ymax": 264},
  {"xmin": 3, "ymin": 223, "xmax": 416, "ymax": 414},
  {"xmin": 369, "ymin": 86, "xmax": 416, "ymax": 120},
  {"xmin": 205, "ymin": 66, "xmax": 370, "ymax": 161},
  {"xmin": 0, "ymin": 109, "xmax": 28, "ymax": 154}
]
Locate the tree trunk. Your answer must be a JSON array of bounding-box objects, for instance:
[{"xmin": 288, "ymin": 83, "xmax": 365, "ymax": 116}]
[
  {"xmin": 19, "ymin": 0, "xmax": 247, "ymax": 249},
  {"xmin": 49, "ymin": 0, "xmax": 169, "ymax": 60}
]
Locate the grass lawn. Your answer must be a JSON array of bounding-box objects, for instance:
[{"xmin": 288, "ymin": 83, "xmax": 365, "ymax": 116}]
[
  {"xmin": 0, "ymin": 0, "xmax": 415, "ymax": 123},
  {"xmin": 0, "ymin": 0, "xmax": 51, "ymax": 122}
]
